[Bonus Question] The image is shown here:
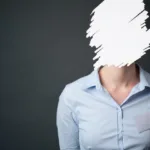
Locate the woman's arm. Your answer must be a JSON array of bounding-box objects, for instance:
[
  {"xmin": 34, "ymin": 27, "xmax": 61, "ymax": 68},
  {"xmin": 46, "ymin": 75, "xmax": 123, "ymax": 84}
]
[{"xmin": 56, "ymin": 88, "xmax": 80, "ymax": 150}]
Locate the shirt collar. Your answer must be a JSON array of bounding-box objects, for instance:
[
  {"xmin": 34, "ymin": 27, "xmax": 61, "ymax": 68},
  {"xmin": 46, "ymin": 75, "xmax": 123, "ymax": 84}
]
[
  {"xmin": 83, "ymin": 63, "xmax": 150, "ymax": 91},
  {"xmin": 137, "ymin": 63, "xmax": 150, "ymax": 90}
]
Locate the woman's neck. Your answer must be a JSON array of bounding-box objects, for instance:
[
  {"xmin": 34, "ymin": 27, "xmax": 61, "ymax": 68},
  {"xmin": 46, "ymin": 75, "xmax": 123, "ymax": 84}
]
[{"xmin": 99, "ymin": 63, "xmax": 140, "ymax": 91}]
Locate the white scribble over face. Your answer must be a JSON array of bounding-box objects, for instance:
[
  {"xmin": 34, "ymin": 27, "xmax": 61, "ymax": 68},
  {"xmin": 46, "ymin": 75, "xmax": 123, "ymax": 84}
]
[{"xmin": 86, "ymin": 0, "xmax": 150, "ymax": 70}]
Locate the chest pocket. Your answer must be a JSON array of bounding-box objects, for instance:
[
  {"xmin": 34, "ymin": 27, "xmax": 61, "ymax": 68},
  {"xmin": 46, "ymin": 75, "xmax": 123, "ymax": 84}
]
[{"xmin": 134, "ymin": 111, "xmax": 150, "ymax": 133}]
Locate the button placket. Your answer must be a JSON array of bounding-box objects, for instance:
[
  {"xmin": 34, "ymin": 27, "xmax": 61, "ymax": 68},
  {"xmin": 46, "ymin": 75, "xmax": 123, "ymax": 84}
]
[{"xmin": 117, "ymin": 107, "xmax": 124, "ymax": 150}]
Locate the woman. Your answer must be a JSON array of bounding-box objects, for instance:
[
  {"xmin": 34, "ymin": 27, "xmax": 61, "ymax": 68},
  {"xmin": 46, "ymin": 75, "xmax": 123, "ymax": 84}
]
[{"xmin": 56, "ymin": 0, "xmax": 150, "ymax": 149}]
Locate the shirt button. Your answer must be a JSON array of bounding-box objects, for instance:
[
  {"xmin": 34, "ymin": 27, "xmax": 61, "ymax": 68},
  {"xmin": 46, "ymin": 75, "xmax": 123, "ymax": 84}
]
[{"xmin": 118, "ymin": 109, "xmax": 121, "ymax": 112}]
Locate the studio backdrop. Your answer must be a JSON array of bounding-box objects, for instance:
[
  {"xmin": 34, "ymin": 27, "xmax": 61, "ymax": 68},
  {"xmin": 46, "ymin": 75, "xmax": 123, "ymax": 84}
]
[{"xmin": 0, "ymin": 0, "xmax": 150, "ymax": 150}]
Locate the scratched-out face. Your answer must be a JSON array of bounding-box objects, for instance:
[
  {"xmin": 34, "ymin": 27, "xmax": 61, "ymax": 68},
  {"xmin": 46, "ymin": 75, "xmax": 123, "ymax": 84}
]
[{"xmin": 86, "ymin": 0, "xmax": 150, "ymax": 70}]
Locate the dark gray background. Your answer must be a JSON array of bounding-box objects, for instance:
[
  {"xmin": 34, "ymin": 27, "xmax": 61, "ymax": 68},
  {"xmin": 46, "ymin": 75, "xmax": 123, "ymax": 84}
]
[{"xmin": 0, "ymin": 0, "xmax": 150, "ymax": 150}]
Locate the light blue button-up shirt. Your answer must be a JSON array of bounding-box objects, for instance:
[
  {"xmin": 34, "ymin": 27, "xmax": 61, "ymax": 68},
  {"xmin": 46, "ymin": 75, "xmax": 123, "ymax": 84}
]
[{"xmin": 56, "ymin": 64, "xmax": 150, "ymax": 150}]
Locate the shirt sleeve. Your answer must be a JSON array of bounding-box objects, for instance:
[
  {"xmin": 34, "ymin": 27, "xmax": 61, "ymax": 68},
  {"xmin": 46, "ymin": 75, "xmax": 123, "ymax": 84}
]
[{"xmin": 56, "ymin": 87, "xmax": 80, "ymax": 150}]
